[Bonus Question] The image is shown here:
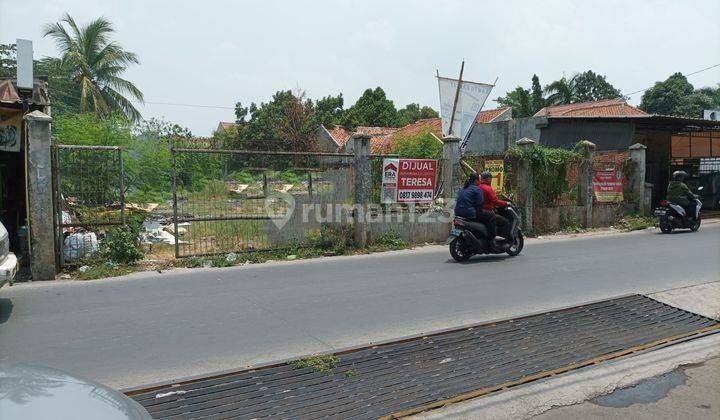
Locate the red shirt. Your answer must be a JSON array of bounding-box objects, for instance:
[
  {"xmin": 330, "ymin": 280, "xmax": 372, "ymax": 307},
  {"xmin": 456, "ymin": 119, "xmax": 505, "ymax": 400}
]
[{"xmin": 479, "ymin": 181, "xmax": 507, "ymax": 211}]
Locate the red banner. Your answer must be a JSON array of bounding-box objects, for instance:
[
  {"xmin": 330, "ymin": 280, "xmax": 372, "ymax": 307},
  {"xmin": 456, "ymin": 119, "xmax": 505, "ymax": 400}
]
[
  {"xmin": 593, "ymin": 169, "xmax": 624, "ymax": 203},
  {"xmin": 396, "ymin": 159, "xmax": 437, "ymax": 203}
]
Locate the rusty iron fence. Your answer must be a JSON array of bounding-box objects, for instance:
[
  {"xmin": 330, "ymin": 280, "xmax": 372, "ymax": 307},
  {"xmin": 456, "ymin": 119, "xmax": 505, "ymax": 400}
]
[
  {"xmin": 168, "ymin": 138, "xmax": 356, "ymax": 258},
  {"xmin": 52, "ymin": 144, "xmax": 125, "ymax": 266}
]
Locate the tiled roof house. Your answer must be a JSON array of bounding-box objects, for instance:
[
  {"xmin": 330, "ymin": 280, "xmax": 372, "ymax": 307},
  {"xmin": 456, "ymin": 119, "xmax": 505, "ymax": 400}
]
[{"xmin": 533, "ymin": 99, "xmax": 648, "ymax": 118}]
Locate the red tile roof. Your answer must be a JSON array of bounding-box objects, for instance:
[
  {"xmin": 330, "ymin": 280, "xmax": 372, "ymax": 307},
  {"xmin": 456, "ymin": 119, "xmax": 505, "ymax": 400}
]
[
  {"xmin": 326, "ymin": 126, "xmax": 353, "ymax": 147},
  {"xmin": 369, "ymin": 136, "xmax": 395, "ymax": 154},
  {"xmin": 355, "ymin": 126, "xmax": 399, "ymax": 137},
  {"xmin": 358, "ymin": 127, "xmax": 398, "ymax": 154},
  {"xmin": 475, "ymin": 107, "xmax": 512, "ymax": 123},
  {"xmin": 533, "ymin": 99, "xmax": 648, "ymax": 117},
  {"xmin": 393, "ymin": 118, "xmax": 442, "ymax": 139}
]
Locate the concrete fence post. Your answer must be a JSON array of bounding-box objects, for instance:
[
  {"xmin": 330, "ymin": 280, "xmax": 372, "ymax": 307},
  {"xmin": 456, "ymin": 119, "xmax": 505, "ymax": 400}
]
[
  {"xmin": 24, "ymin": 110, "xmax": 56, "ymax": 280},
  {"xmin": 515, "ymin": 137, "xmax": 536, "ymax": 232},
  {"xmin": 441, "ymin": 135, "xmax": 461, "ymax": 200},
  {"xmin": 629, "ymin": 143, "xmax": 647, "ymax": 215},
  {"xmin": 353, "ymin": 134, "xmax": 372, "ymax": 247},
  {"xmin": 577, "ymin": 141, "xmax": 596, "ymax": 228}
]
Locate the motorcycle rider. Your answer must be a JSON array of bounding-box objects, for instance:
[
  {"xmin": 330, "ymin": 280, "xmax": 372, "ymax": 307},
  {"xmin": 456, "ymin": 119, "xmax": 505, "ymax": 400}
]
[
  {"xmin": 454, "ymin": 172, "xmax": 484, "ymax": 220},
  {"xmin": 479, "ymin": 171, "xmax": 509, "ymax": 244},
  {"xmin": 666, "ymin": 170, "xmax": 698, "ymax": 219}
]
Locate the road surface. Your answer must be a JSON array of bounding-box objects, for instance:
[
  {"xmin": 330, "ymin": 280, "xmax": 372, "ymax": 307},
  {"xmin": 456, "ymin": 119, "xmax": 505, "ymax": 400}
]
[{"xmin": 1, "ymin": 224, "xmax": 718, "ymax": 389}]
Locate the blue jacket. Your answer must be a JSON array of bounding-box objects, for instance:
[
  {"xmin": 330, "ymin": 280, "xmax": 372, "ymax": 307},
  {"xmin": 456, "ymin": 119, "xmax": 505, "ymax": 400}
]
[{"xmin": 454, "ymin": 185, "xmax": 484, "ymax": 219}]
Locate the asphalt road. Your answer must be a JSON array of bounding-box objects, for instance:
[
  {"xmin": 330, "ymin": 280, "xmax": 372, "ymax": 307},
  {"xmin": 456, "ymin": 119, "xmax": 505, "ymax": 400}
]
[{"xmin": 1, "ymin": 224, "xmax": 719, "ymax": 389}]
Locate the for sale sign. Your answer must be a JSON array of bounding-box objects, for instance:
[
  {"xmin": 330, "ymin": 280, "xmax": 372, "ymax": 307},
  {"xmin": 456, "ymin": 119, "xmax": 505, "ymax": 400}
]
[
  {"xmin": 593, "ymin": 169, "xmax": 624, "ymax": 203},
  {"xmin": 381, "ymin": 158, "xmax": 399, "ymax": 203},
  {"xmin": 381, "ymin": 158, "xmax": 437, "ymax": 203}
]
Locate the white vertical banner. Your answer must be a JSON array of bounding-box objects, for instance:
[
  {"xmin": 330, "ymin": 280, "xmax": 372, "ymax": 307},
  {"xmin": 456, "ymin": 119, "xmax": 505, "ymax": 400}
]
[{"xmin": 437, "ymin": 76, "xmax": 494, "ymax": 150}]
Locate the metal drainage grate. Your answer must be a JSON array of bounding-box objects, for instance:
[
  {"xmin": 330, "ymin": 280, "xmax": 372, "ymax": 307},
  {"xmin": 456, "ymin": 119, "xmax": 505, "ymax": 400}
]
[{"xmin": 128, "ymin": 295, "xmax": 719, "ymax": 419}]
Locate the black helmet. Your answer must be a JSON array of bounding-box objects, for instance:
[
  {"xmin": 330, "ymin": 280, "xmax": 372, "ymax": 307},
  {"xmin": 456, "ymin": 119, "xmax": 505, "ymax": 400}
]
[
  {"xmin": 480, "ymin": 171, "xmax": 492, "ymax": 180},
  {"xmin": 672, "ymin": 170, "xmax": 687, "ymax": 181}
]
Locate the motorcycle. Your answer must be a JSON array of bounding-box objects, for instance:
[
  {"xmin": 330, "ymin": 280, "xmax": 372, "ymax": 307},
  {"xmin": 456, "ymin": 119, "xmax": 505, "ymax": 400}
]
[
  {"xmin": 446, "ymin": 202, "xmax": 524, "ymax": 262},
  {"xmin": 654, "ymin": 186, "xmax": 703, "ymax": 234}
]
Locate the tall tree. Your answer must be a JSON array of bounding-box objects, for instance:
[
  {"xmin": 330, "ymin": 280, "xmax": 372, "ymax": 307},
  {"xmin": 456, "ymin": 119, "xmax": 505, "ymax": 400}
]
[
  {"xmin": 43, "ymin": 13, "xmax": 144, "ymax": 121},
  {"xmin": 570, "ymin": 70, "xmax": 622, "ymax": 102},
  {"xmin": 341, "ymin": 87, "xmax": 398, "ymax": 129},
  {"xmin": 496, "ymin": 87, "xmax": 533, "ymax": 118},
  {"xmin": 544, "ymin": 76, "xmax": 574, "ymax": 106},
  {"xmin": 638, "ymin": 73, "xmax": 719, "ymax": 117},
  {"xmin": 311, "ymin": 94, "xmax": 345, "ymax": 128},
  {"xmin": 545, "ymin": 71, "xmax": 621, "ymax": 105},
  {"xmin": 530, "ymin": 74, "xmax": 545, "ymax": 114},
  {"xmin": 396, "ymin": 103, "xmax": 439, "ymax": 126},
  {"xmin": 233, "ymin": 90, "xmax": 317, "ymax": 151}
]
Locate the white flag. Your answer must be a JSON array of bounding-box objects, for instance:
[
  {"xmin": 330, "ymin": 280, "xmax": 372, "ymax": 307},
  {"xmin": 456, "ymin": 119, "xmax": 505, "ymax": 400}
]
[{"xmin": 437, "ymin": 76, "xmax": 494, "ymax": 147}]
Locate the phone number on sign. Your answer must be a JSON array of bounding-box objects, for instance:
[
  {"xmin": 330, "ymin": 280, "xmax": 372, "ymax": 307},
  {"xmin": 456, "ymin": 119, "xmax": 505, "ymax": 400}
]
[{"xmin": 398, "ymin": 190, "xmax": 433, "ymax": 200}]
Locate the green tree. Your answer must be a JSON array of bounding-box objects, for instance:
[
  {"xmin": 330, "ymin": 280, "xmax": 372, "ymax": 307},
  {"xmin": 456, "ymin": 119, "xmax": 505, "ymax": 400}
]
[
  {"xmin": 396, "ymin": 103, "xmax": 439, "ymax": 126},
  {"xmin": 391, "ymin": 127, "xmax": 442, "ymax": 159},
  {"xmin": 496, "ymin": 87, "xmax": 533, "ymax": 118},
  {"xmin": 0, "ymin": 43, "xmax": 15, "ymax": 77},
  {"xmin": 674, "ymin": 91, "xmax": 716, "ymax": 118},
  {"xmin": 310, "ymin": 94, "xmax": 344, "ymax": 128},
  {"xmin": 234, "ymin": 90, "xmax": 317, "ymax": 151},
  {"xmin": 43, "ymin": 13, "xmax": 144, "ymax": 121},
  {"xmin": 544, "ymin": 71, "xmax": 621, "ymax": 105},
  {"xmin": 570, "ymin": 70, "xmax": 622, "ymax": 102},
  {"xmin": 530, "ymin": 74, "xmax": 545, "ymax": 113},
  {"xmin": 639, "ymin": 73, "xmax": 718, "ymax": 117},
  {"xmin": 544, "ymin": 76, "xmax": 574, "ymax": 106},
  {"xmin": 341, "ymin": 87, "xmax": 398, "ymax": 129}
]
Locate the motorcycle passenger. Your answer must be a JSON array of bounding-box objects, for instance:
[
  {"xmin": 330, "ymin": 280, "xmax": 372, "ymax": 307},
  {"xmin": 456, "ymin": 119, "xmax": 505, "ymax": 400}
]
[
  {"xmin": 479, "ymin": 171, "xmax": 509, "ymax": 242},
  {"xmin": 454, "ymin": 172, "xmax": 484, "ymax": 220},
  {"xmin": 667, "ymin": 170, "xmax": 698, "ymax": 219}
]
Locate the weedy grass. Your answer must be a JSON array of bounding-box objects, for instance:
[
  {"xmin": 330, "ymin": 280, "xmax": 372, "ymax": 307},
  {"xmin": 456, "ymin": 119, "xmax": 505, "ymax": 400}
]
[
  {"xmin": 289, "ymin": 355, "xmax": 340, "ymax": 374},
  {"xmin": 616, "ymin": 214, "xmax": 657, "ymax": 231}
]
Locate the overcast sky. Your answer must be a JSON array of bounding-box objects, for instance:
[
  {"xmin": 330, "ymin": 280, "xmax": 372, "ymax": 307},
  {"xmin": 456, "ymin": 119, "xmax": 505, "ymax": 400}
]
[{"xmin": 2, "ymin": 0, "xmax": 719, "ymax": 135}]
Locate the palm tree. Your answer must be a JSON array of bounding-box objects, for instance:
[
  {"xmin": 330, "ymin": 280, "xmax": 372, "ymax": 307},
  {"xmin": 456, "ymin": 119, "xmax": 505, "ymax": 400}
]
[
  {"xmin": 43, "ymin": 14, "xmax": 144, "ymax": 121},
  {"xmin": 544, "ymin": 76, "xmax": 574, "ymax": 106}
]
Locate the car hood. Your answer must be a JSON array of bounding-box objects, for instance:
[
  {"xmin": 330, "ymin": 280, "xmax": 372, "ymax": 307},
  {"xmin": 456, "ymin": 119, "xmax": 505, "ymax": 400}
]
[{"xmin": 0, "ymin": 363, "xmax": 151, "ymax": 420}]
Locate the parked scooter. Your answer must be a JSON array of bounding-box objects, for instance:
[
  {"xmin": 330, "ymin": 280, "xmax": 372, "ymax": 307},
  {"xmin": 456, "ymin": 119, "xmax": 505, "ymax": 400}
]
[
  {"xmin": 654, "ymin": 186, "xmax": 703, "ymax": 233},
  {"xmin": 445, "ymin": 201, "xmax": 524, "ymax": 262}
]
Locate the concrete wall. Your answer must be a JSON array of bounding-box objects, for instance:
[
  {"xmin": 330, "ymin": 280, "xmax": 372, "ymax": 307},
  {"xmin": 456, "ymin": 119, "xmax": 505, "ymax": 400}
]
[
  {"xmin": 465, "ymin": 117, "xmax": 542, "ymax": 155},
  {"xmin": 367, "ymin": 211, "xmax": 451, "ymax": 244},
  {"xmin": 314, "ymin": 126, "xmax": 341, "ymax": 153},
  {"xmin": 532, "ymin": 204, "xmax": 634, "ymax": 233}
]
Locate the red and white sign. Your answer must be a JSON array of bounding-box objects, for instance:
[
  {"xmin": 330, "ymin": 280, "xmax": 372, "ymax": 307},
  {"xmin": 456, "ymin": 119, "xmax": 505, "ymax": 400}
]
[
  {"xmin": 382, "ymin": 158, "xmax": 437, "ymax": 203},
  {"xmin": 593, "ymin": 169, "xmax": 624, "ymax": 203}
]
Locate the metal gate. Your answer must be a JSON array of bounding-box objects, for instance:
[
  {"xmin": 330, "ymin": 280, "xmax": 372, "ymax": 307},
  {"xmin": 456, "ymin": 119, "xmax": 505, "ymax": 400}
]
[
  {"xmin": 51, "ymin": 144, "xmax": 125, "ymax": 266},
  {"xmin": 169, "ymin": 138, "xmax": 354, "ymax": 258}
]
